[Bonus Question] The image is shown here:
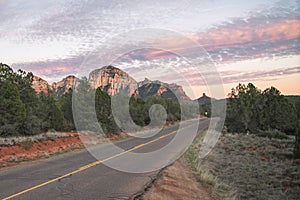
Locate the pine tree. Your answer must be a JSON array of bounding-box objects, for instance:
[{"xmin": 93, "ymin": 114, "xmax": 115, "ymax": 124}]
[
  {"xmin": 59, "ymin": 88, "xmax": 75, "ymax": 130},
  {"xmin": 262, "ymin": 87, "xmax": 297, "ymax": 134},
  {"xmin": 0, "ymin": 81, "xmax": 26, "ymax": 136},
  {"xmin": 72, "ymin": 77, "xmax": 98, "ymax": 132},
  {"xmin": 294, "ymin": 124, "xmax": 300, "ymax": 158},
  {"xmin": 226, "ymin": 83, "xmax": 297, "ymax": 135}
]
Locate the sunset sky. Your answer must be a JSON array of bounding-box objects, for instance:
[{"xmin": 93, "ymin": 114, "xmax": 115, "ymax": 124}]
[{"xmin": 1, "ymin": 0, "xmax": 299, "ymax": 99}]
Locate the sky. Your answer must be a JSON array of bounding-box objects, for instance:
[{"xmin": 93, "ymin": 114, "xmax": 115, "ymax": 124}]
[{"xmin": 1, "ymin": 0, "xmax": 299, "ymax": 99}]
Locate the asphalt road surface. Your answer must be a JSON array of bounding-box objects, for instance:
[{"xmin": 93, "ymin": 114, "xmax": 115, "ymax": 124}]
[{"xmin": 0, "ymin": 119, "xmax": 210, "ymax": 200}]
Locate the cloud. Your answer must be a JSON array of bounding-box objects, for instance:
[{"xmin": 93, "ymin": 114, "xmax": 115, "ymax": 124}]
[
  {"xmin": 222, "ymin": 66, "xmax": 300, "ymax": 84},
  {"xmin": 11, "ymin": 55, "xmax": 85, "ymax": 82},
  {"xmin": 107, "ymin": 16, "xmax": 300, "ymax": 65},
  {"xmin": 6, "ymin": 0, "xmax": 300, "ymax": 92},
  {"xmin": 190, "ymin": 19, "xmax": 300, "ymax": 48}
]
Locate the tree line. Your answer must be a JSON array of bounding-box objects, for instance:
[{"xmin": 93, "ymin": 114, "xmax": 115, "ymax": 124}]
[
  {"xmin": 0, "ymin": 63, "xmax": 198, "ymax": 137},
  {"xmin": 1, "ymin": 63, "xmax": 299, "ymax": 157},
  {"xmin": 70, "ymin": 77, "xmax": 197, "ymax": 134},
  {"xmin": 226, "ymin": 83, "xmax": 298, "ymax": 134},
  {"xmin": 225, "ymin": 83, "xmax": 300, "ymax": 158},
  {"xmin": 0, "ymin": 63, "xmax": 71, "ymax": 136}
]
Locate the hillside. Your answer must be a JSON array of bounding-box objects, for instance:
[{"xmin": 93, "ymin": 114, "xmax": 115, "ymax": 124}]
[
  {"xmin": 31, "ymin": 66, "xmax": 193, "ymax": 102},
  {"xmin": 195, "ymin": 93, "xmax": 215, "ymax": 105},
  {"xmin": 138, "ymin": 78, "xmax": 191, "ymax": 102},
  {"xmin": 190, "ymin": 132, "xmax": 300, "ymax": 199},
  {"xmin": 52, "ymin": 75, "xmax": 79, "ymax": 98},
  {"xmin": 285, "ymin": 95, "xmax": 300, "ymax": 106},
  {"xmin": 32, "ymin": 76, "xmax": 52, "ymax": 94},
  {"xmin": 88, "ymin": 66, "xmax": 138, "ymax": 96}
]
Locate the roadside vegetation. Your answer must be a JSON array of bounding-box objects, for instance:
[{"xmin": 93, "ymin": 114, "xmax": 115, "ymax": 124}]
[
  {"xmin": 0, "ymin": 63, "xmax": 201, "ymax": 138},
  {"xmin": 225, "ymin": 83, "xmax": 300, "ymax": 158},
  {"xmin": 0, "ymin": 131, "xmax": 70, "ymax": 146},
  {"xmin": 0, "ymin": 63, "xmax": 73, "ymax": 136},
  {"xmin": 226, "ymin": 83, "xmax": 297, "ymax": 135},
  {"xmin": 188, "ymin": 131, "xmax": 300, "ymax": 200},
  {"xmin": 185, "ymin": 83, "xmax": 300, "ymax": 200}
]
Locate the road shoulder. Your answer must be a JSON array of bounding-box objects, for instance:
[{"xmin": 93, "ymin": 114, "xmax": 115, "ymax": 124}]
[{"xmin": 138, "ymin": 156, "xmax": 218, "ymax": 200}]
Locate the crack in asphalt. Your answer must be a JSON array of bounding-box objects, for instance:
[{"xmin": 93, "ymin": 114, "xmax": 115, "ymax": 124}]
[{"xmin": 131, "ymin": 170, "xmax": 166, "ymax": 200}]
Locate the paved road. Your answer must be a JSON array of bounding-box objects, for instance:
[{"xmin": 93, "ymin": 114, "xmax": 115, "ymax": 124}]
[{"xmin": 0, "ymin": 119, "xmax": 210, "ymax": 200}]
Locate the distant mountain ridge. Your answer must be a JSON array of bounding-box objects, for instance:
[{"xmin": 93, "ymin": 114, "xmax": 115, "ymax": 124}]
[
  {"xmin": 52, "ymin": 75, "xmax": 79, "ymax": 98},
  {"xmin": 32, "ymin": 75, "xmax": 78, "ymax": 97},
  {"xmin": 195, "ymin": 93, "xmax": 215, "ymax": 105},
  {"xmin": 32, "ymin": 76, "xmax": 52, "ymax": 94},
  {"xmin": 137, "ymin": 78, "xmax": 191, "ymax": 102},
  {"xmin": 31, "ymin": 66, "xmax": 193, "ymax": 101}
]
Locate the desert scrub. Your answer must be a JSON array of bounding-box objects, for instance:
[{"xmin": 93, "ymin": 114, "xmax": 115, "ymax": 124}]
[
  {"xmin": 0, "ymin": 132, "xmax": 68, "ymax": 146},
  {"xmin": 194, "ymin": 133, "xmax": 299, "ymax": 200},
  {"xmin": 185, "ymin": 130, "xmax": 233, "ymax": 199},
  {"xmin": 20, "ymin": 139, "xmax": 33, "ymax": 150},
  {"xmin": 257, "ymin": 129, "xmax": 288, "ymax": 139},
  {"xmin": 185, "ymin": 130, "xmax": 205, "ymax": 171}
]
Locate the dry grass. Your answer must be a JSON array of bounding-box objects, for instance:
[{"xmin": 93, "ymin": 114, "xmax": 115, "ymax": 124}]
[
  {"xmin": 194, "ymin": 133, "xmax": 300, "ymax": 200},
  {"xmin": 142, "ymin": 157, "xmax": 219, "ymax": 200},
  {"xmin": 0, "ymin": 131, "xmax": 70, "ymax": 146}
]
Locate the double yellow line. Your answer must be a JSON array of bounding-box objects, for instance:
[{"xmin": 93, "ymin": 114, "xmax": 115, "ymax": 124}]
[{"xmin": 3, "ymin": 130, "xmax": 177, "ymax": 200}]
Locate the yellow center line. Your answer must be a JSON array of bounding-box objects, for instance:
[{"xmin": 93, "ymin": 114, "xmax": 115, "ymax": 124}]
[{"xmin": 2, "ymin": 130, "xmax": 178, "ymax": 200}]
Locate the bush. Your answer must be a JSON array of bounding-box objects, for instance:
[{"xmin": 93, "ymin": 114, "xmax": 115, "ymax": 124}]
[
  {"xmin": 294, "ymin": 124, "xmax": 300, "ymax": 159},
  {"xmin": 257, "ymin": 129, "xmax": 288, "ymax": 139},
  {"xmin": 20, "ymin": 139, "xmax": 33, "ymax": 150},
  {"xmin": 226, "ymin": 83, "xmax": 298, "ymax": 135}
]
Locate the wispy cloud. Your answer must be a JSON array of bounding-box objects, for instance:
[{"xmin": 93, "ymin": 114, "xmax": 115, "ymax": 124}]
[
  {"xmin": 223, "ymin": 66, "xmax": 300, "ymax": 83},
  {"xmin": 1, "ymin": 0, "xmax": 299, "ymax": 96},
  {"xmin": 11, "ymin": 55, "xmax": 85, "ymax": 82}
]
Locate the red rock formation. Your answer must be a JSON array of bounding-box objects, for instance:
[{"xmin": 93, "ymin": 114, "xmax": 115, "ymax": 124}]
[
  {"xmin": 52, "ymin": 75, "xmax": 78, "ymax": 97},
  {"xmin": 88, "ymin": 66, "xmax": 137, "ymax": 96},
  {"xmin": 138, "ymin": 78, "xmax": 191, "ymax": 102},
  {"xmin": 157, "ymin": 85, "xmax": 168, "ymax": 96},
  {"xmin": 31, "ymin": 66, "xmax": 191, "ymax": 101},
  {"xmin": 32, "ymin": 76, "xmax": 51, "ymax": 94}
]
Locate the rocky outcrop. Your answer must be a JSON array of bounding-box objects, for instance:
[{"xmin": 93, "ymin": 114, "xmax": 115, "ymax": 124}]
[
  {"xmin": 32, "ymin": 75, "xmax": 78, "ymax": 97},
  {"xmin": 88, "ymin": 66, "xmax": 137, "ymax": 96},
  {"xmin": 31, "ymin": 66, "xmax": 192, "ymax": 101},
  {"xmin": 138, "ymin": 78, "xmax": 191, "ymax": 102},
  {"xmin": 32, "ymin": 76, "xmax": 52, "ymax": 94},
  {"xmin": 52, "ymin": 75, "xmax": 78, "ymax": 98},
  {"xmin": 195, "ymin": 93, "xmax": 215, "ymax": 105}
]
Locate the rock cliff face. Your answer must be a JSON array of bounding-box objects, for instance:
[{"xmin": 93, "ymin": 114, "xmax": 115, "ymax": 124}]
[
  {"xmin": 32, "ymin": 76, "xmax": 52, "ymax": 94},
  {"xmin": 88, "ymin": 66, "xmax": 138, "ymax": 96},
  {"xmin": 138, "ymin": 78, "xmax": 191, "ymax": 102},
  {"xmin": 32, "ymin": 66, "xmax": 192, "ymax": 101},
  {"xmin": 32, "ymin": 75, "xmax": 78, "ymax": 97},
  {"xmin": 52, "ymin": 75, "xmax": 78, "ymax": 98}
]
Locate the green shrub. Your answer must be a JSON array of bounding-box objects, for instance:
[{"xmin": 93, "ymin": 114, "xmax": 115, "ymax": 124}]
[
  {"xmin": 20, "ymin": 139, "xmax": 33, "ymax": 150},
  {"xmin": 294, "ymin": 124, "xmax": 300, "ymax": 159},
  {"xmin": 226, "ymin": 83, "xmax": 297, "ymax": 135},
  {"xmin": 257, "ymin": 130, "xmax": 288, "ymax": 139}
]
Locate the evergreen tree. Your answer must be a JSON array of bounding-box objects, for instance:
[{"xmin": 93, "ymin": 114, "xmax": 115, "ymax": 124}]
[
  {"xmin": 226, "ymin": 84, "xmax": 251, "ymax": 132},
  {"xmin": 294, "ymin": 123, "xmax": 300, "ymax": 158},
  {"xmin": 0, "ymin": 80, "xmax": 26, "ymax": 136},
  {"xmin": 38, "ymin": 92, "xmax": 64, "ymax": 131},
  {"xmin": 226, "ymin": 83, "xmax": 297, "ymax": 135},
  {"xmin": 59, "ymin": 88, "xmax": 75, "ymax": 130},
  {"xmin": 72, "ymin": 77, "xmax": 98, "ymax": 132},
  {"xmin": 95, "ymin": 87, "xmax": 120, "ymax": 134},
  {"xmin": 129, "ymin": 96, "xmax": 145, "ymax": 127},
  {"xmin": 0, "ymin": 63, "xmax": 77, "ymax": 135},
  {"xmin": 262, "ymin": 87, "xmax": 297, "ymax": 134},
  {"xmin": 14, "ymin": 68, "xmax": 44, "ymax": 135},
  {"xmin": 295, "ymin": 99, "xmax": 300, "ymax": 120}
]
